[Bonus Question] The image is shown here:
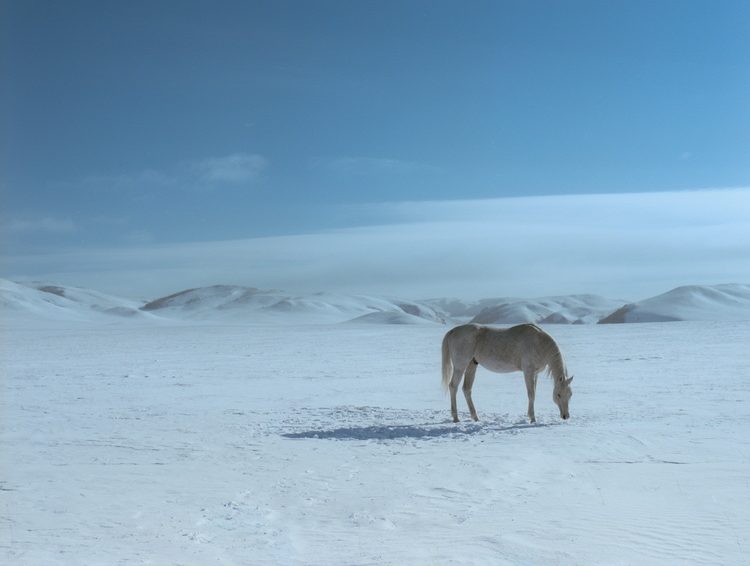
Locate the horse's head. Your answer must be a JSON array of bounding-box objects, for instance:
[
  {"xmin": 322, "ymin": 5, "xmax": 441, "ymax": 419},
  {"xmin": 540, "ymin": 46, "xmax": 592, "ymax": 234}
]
[{"xmin": 553, "ymin": 375, "xmax": 573, "ymax": 420}]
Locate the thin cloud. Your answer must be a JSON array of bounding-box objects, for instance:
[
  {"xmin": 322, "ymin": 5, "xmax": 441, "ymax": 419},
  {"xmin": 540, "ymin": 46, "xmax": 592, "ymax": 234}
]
[
  {"xmin": 3, "ymin": 188, "xmax": 749, "ymax": 301},
  {"xmin": 192, "ymin": 153, "xmax": 268, "ymax": 184}
]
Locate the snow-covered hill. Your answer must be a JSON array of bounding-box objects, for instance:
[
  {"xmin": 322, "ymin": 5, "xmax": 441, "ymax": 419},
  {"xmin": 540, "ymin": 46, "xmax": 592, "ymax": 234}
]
[
  {"xmin": 0, "ymin": 279, "xmax": 151, "ymax": 322},
  {"xmin": 5, "ymin": 279, "xmax": 750, "ymax": 325},
  {"xmin": 421, "ymin": 297, "xmax": 520, "ymax": 319},
  {"xmin": 470, "ymin": 295, "xmax": 627, "ymax": 325},
  {"xmin": 141, "ymin": 285, "xmax": 286, "ymax": 314},
  {"xmin": 599, "ymin": 284, "xmax": 750, "ymax": 323},
  {"xmin": 345, "ymin": 311, "xmax": 438, "ymax": 325},
  {"xmin": 141, "ymin": 286, "xmax": 446, "ymax": 324},
  {"xmin": 0, "ymin": 280, "xmax": 446, "ymax": 325}
]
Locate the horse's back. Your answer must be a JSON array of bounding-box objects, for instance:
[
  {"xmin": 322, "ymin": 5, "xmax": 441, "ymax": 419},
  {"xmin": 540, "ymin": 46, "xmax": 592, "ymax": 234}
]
[
  {"xmin": 474, "ymin": 324, "xmax": 529, "ymax": 372},
  {"xmin": 446, "ymin": 323, "xmax": 553, "ymax": 374},
  {"xmin": 445, "ymin": 323, "xmax": 538, "ymax": 346},
  {"xmin": 445, "ymin": 322, "xmax": 550, "ymax": 346},
  {"xmin": 505, "ymin": 323, "xmax": 544, "ymax": 337}
]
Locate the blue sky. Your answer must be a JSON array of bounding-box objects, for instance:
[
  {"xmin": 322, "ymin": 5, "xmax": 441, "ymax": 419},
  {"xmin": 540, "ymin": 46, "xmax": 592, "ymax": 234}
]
[{"xmin": 2, "ymin": 1, "xmax": 749, "ymax": 298}]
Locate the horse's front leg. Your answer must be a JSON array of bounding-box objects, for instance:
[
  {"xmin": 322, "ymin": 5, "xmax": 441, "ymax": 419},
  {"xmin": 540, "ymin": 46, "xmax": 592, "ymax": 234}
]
[{"xmin": 523, "ymin": 368, "xmax": 537, "ymax": 424}]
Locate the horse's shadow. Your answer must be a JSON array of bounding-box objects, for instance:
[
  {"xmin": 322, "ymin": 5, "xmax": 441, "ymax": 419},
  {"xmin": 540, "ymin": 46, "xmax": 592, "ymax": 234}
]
[{"xmin": 282, "ymin": 418, "xmax": 556, "ymax": 441}]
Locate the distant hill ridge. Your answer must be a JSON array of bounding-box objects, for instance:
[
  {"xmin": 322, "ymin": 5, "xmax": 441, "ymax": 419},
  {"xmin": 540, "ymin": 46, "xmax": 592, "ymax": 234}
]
[
  {"xmin": 598, "ymin": 284, "xmax": 750, "ymax": 323},
  {"xmin": 2, "ymin": 279, "xmax": 750, "ymax": 324},
  {"xmin": 467, "ymin": 294, "xmax": 626, "ymax": 325},
  {"xmin": 0, "ymin": 279, "xmax": 151, "ymax": 321}
]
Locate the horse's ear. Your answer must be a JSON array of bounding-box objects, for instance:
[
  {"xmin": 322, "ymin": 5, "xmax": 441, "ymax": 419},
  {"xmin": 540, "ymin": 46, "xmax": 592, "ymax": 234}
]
[{"xmin": 566, "ymin": 375, "xmax": 574, "ymax": 385}]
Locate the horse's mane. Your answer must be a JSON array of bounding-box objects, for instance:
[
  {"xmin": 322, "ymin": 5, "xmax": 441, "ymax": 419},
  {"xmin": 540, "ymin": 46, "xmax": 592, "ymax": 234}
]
[{"xmin": 537, "ymin": 329, "xmax": 567, "ymax": 383}]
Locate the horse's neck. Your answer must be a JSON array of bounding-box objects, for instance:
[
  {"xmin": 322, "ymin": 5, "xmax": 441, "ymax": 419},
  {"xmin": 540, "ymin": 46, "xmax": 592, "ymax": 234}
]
[{"xmin": 539, "ymin": 334, "xmax": 566, "ymax": 380}]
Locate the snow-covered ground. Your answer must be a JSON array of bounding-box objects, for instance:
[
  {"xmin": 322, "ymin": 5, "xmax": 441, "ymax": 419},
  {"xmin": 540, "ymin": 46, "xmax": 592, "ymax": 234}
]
[{"xmin": 2, "ymin": 319, "xmax": 749, "ymax": 565}]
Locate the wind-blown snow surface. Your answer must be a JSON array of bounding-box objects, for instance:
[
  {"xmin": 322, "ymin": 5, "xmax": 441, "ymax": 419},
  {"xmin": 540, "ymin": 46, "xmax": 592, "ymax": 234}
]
[{"xmin": 2, "ymin": 320, "xmax": 749, "ymax": 565}]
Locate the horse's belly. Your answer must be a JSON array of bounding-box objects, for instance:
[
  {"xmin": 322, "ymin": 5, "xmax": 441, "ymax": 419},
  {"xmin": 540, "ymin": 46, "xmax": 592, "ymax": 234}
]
[{"xmin": 476, "ymin": 356, "xmax": 519, "ymax": 374}]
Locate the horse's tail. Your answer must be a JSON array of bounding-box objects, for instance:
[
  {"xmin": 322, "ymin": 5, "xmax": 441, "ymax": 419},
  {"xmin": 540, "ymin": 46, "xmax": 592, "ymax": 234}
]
[{"xmin": 441, "ymin": 331, "xmax": 453, "ymax": 391}]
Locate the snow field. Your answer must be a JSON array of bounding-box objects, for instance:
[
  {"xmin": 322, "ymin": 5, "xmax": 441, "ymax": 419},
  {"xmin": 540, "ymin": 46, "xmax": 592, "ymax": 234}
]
[{"xmin": 1, "ymin": 321, "xmax": 749, "ymax": 565}]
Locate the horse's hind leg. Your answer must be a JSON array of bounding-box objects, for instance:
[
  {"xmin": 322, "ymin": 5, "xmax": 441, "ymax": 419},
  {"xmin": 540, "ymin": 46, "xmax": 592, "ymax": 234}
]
[
  {"xmin": 524, "ymin": 367, "xmax": 538, "ymax": 424},
  {"xmin": 463, "ymin": 360, "xmax": 479, "ymax": 421},
  {"xmin": 449, "ymin": 367, "xmax": 464, "ymax": 423}
]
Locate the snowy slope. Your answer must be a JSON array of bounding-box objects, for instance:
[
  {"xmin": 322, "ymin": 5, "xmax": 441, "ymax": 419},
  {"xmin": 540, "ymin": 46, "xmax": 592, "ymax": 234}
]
[
  {"xmin": 599, "ymin": 284, "xmax": 750, "ymax": 323},
  {"xmin": 0, "ymin": 279, "xmax": 151, "ymax": 322},
  {"xmin": 345, "ymin": 310, "xmax": 438, "ymax": 325},
  {"xmin": 141, "ymin": 286, "xmax": 446, "ymax": 324},
  {"xmin": 2, "ymin": 321, "xmax": 748, "ymax": 565},
  {"xmin": 422, "ymin": 297, "xmax": 520, "ymax": 319},
  {"xmin": 141, "ymin": 285, "xmax": 286, "ymax": 315},
  {"xmin": 471, "ymin": 294, "xmax": 626, "ymax": 325},
  {"xmin": 6, "ymin": 280, "xmax": 750, "ymax": 325},
  {"xmin": 1, "ymin": 281, "xmax": 445, "ymax": 325}
]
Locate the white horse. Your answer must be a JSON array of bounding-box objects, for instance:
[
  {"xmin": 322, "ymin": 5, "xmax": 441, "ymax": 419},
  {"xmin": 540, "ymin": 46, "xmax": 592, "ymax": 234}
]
[{"xmin": 442, "ymin": 323, "xmax": 573, "ymax": 423}]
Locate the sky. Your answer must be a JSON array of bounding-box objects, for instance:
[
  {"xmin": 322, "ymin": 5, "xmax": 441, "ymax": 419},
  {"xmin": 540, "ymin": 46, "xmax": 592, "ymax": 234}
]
[{"xmin": 1, "ymin": 0, "xmax": 749, "ymax": 300}]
